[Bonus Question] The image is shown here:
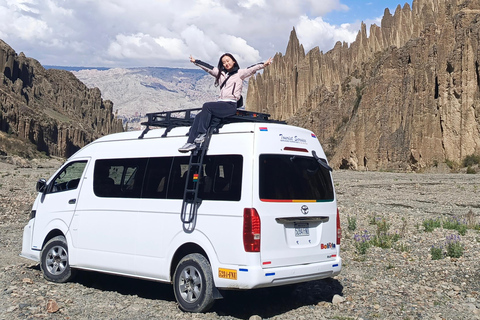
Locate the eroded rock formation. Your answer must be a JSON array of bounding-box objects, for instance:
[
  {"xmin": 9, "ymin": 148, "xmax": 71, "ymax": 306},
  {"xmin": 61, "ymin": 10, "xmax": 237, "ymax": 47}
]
[
  {"xmin": 247, "ymin": 0, "xmax": 480, "ymax": 171},
  {"xmin": 0, "ymin": 40, "xmax": 123, "ymax": 158}
]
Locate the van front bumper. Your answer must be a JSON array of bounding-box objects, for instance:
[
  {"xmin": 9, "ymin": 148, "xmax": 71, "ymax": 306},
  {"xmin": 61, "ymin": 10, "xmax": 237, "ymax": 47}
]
[
  {"xmin": 215, "ymin": 256, "xmax": 342, "ymax": 290},
  {"xmin": 20, "ymin": 219, "xmax": 40, "ymax": 262}
]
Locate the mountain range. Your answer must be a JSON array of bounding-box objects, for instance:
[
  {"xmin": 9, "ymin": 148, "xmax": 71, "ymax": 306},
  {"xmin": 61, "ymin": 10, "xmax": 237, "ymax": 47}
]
[
  {"xmin": 0, "ymin": 40, "xmax": 124, "ymax": 158},
  {"xmin": 71, "ymin": 67, "xmax": 219, "ymax": 130}
]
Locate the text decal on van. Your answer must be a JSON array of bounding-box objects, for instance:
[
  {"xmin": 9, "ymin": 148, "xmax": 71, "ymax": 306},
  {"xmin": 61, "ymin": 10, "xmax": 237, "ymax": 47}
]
[{"xmin": 279, "ymin": 134, "xmax": 307, "ymax": 144}]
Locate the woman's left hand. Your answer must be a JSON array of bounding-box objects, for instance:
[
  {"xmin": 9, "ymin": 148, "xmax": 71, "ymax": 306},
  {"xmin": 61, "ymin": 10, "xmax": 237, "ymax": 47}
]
[{"xmin": 264, "ymin": 57, "xmax": 273, "ymax": 66}]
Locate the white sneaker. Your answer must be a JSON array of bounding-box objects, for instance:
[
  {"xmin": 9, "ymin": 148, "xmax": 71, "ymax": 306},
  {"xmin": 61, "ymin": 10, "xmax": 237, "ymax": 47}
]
[
  {"xmin": 194, "ymin": 133, "xmax": 206, "ymax": 144},
  {"xmin": 178, "ymin": 143, "xmax": 197, "ymax": 153}
]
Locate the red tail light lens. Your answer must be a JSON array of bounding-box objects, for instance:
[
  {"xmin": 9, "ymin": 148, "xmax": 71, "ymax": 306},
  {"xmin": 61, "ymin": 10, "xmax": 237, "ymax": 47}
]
[
  {"xmin": 243, "ymin": 208, "xmax": 261, "ymax": 252},
  {"xmin": 336, "ymin": 208, "xmax": 341, "ymax": 245}
]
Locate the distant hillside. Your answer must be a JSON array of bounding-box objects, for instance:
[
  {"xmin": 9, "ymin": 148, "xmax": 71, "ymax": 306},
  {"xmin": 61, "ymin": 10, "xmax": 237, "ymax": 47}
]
[
  {"xmin": 247, "ymin": 0, "xmax": 480, "ymax": 171},
  {"xmin": 72, "ymin": 67, "xmax": 219, "ymax": 130},
  {"xmin": 45, "ymin": 66, "xmax": 110, "ymax": 72},
  {"xmin": 0, "ymin": 40, "xmax": 124, "ymax": 158}
]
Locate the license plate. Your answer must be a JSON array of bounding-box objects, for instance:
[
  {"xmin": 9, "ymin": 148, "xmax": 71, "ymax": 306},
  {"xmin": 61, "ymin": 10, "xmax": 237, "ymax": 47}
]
[
  {"xmin": 294, "ymin": 222, "xmax": 310, "ymax": 237},
  {"xmin": 218, "ymin": 268, "xmax": 237, "ymax": 280}
]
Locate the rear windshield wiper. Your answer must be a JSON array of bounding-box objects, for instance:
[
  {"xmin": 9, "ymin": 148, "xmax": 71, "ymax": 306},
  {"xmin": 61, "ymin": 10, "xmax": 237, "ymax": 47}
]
[{"xmin": 312, "ymin": 150, "xmax": 332, "ymax": 172}]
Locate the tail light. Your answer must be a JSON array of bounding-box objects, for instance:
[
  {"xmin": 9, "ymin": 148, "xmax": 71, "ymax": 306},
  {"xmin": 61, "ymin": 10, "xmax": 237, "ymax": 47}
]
[
  {"xmin": 243, "ymin": 208, "xmax": 261, "ymax": 252},
  {"xmin": 336, "ymin": 208, "xmax": 341, "ymax": 245}
]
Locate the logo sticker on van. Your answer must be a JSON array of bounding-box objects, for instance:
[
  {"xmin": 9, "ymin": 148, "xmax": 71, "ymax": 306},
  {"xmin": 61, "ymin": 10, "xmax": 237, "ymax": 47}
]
[
  {"xmin": 301, "ymin": 205, "xmax": 309, "ymax": 214},
  {"xmin": 321, "ymin": 243, "xmax": 336, "ymax": 249}
]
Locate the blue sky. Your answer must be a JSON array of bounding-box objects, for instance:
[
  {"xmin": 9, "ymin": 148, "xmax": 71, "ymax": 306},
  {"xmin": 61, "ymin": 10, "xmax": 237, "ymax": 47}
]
[
  {"xmin": 0, "ymin": 0, "xmax": 412, "ymax": 68},
  {"xmin": 324, "ymin": 0, "xmax": 411, "ymax": 25}
]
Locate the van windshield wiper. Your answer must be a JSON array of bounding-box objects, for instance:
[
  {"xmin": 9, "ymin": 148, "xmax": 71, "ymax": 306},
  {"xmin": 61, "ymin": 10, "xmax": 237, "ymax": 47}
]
[{"xmin": 312, "ymin": 150, "xmax": 332, "ymax": 172}]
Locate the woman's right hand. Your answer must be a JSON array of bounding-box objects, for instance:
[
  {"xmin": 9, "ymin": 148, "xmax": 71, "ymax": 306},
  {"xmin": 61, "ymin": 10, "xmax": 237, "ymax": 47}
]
[{"xmin": 189, "ymin": 55, "xmax": 195, "ymax": 63}]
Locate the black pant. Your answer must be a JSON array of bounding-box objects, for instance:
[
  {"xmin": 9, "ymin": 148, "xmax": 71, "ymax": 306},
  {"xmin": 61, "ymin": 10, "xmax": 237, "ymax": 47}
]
[{"xmin": 187, "ymin": 101, "xmax": 237, "ymax": 143}]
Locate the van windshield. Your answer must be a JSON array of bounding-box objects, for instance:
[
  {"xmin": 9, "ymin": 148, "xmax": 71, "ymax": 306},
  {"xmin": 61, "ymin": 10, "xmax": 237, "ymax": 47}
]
[{"xmin": 259, "ymin": 154, "xmax": 334, "ymax": 202}]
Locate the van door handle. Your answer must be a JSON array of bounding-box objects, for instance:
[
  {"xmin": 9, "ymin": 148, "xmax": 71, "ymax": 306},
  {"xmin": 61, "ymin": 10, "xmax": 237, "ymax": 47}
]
[{"xmin": 69, "ymin": 199, "xmax": 76, "ymax": 204}]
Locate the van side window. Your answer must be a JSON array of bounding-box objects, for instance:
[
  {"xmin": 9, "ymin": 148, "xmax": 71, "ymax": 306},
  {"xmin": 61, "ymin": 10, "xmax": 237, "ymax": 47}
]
[
  {"xmin": 93, "ymin": 155, "xmax": 243, "ymax": 201},
  {"xmin": 159, "ymin": 155, "xmax": 243, "ymax": 201},
  {"xmin": 200, "ymin": 155, "xmax": 243, "ymax": 201},
  {"xmin": 94, "ymin": 159, "xmax": 147, "ymax": 198},
  {"xmin": 166, "ymin": 157, "xmax": 190, "ymax": 199},
  {"xmin": 143, "ymin": 157, "xmax": 173, "ymax": 199},
  {"xmin": 49, "ymin": 161, "xmax": 87, "ymax": 193},
  {"xmin": 259, "ymin": 154, "xmax": 334, "ymax": 201}
]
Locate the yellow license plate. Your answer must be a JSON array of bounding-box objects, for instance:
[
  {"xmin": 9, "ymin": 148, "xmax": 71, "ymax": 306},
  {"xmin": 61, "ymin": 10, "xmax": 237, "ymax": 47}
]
[{"xmin": 218, "ymin": 268, "xmax": 237, "ymax": 280}]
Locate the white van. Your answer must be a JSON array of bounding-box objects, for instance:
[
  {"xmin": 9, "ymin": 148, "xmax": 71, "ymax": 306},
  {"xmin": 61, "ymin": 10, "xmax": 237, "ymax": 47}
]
[{"xmin": 20, "ymin": 109, "xmax": 341, "ymax": 313}]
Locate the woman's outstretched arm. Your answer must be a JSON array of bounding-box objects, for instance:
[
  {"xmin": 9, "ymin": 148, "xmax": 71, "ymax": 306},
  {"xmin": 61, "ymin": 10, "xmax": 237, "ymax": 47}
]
[{"xmin": 190, "ymin": 55, "xmax": 218, "ymax": 76}]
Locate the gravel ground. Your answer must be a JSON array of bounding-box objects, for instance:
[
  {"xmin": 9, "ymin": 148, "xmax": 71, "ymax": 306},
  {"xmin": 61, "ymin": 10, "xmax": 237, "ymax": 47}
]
[{"xmin": 0, "ymin": 157, "xmax": 479, "ymax": 320}]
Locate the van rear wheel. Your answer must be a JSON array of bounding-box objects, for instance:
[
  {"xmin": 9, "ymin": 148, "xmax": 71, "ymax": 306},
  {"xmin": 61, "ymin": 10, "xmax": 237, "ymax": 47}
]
[
  {"xmin": 173, "ymin": 253, "xmax": 215, "ymax": 313},
  {"xmin": 40, "ymin": 236, "xmax": 76, "ymax": 283}
]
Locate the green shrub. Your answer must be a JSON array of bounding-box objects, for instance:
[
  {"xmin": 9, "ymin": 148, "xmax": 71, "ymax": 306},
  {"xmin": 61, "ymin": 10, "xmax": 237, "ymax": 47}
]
[
  {"xmin": 443, "ymin": 216, "xmax": 468, "ymax": 236},
  {"xmin": 445, "ymin": 159, "xmax": 457, "ymax": 169},
  {"xmin": 423, "ymin": 218, "xmax": 441, "ymax": 232},
  {"xmin": 445, "ymin": 235, "xmax": 464, "ymax": 258},
  {"xmin": 354, "ymin": 230, "xmax": 371, "ymax": 254},
  {"xmin": 466, "ymin": 166, "xmax": 477, "ymax": 174},
  {"xmin": 463, "ymin": 154, "xmax": 480, "ymax": 167},
  {"xmin": 430, "ymin": 245, "xmax": 443, "ymax": 260},
  {"xmin": 370, "ymin": 219, "xmax": 400, "ymax": 249},
  {"xmin": 347, "ymin": 216, "xmax": 357, "ymax": 231}
]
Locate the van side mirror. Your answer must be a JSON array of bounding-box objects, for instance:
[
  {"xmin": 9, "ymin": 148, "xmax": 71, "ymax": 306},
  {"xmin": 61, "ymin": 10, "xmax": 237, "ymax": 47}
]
[{"xmin": 36, "ymin": 179, "xmax": 47, "ymax": 193}]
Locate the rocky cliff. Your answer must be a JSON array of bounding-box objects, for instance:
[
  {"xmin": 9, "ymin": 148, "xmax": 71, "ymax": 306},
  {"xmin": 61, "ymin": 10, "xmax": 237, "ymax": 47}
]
[
  {"xmin": 247, "ymin": 0, "xmax": 480, "ymax": 171},
  {"xmin": 0, "ymin": 40, "xmax": 124, "ymax": 158}
]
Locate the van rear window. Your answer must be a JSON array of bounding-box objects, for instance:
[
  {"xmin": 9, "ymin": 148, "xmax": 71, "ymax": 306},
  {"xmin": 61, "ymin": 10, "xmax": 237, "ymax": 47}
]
[{"xmin": 259, "ymin": 154, "xmax": 334, "ymax": 202}]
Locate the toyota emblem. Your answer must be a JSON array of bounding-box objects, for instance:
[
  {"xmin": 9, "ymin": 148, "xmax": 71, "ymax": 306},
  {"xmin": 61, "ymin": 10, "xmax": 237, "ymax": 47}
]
[{"xmin": 301, "ymin": 205, "xmax": 309, "ymax": 214}]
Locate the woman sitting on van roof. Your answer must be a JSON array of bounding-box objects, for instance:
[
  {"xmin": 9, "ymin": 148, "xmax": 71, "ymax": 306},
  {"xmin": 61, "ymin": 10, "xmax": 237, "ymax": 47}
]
[{"xmin": 178, "ymin": 53, "xmax": 273, "ymax": 153}]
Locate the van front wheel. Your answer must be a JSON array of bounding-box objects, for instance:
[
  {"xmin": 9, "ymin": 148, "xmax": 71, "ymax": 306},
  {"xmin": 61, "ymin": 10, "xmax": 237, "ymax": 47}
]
[
  {"xmin": 40, "ymin": 236, "xmax": 76, "ymax": 283},
  {"xmin": 173, "ymin": 253, "xmax": 215, "ymax": 313}
]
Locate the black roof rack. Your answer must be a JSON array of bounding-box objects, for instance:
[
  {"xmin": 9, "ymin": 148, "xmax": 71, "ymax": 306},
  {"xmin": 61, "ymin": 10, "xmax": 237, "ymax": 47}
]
[{"xmin": 139, "ymin": 108, "xmax": 285, "ymax": 138}]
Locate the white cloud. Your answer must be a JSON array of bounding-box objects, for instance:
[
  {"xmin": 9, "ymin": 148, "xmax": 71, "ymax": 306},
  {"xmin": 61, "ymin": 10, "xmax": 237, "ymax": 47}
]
[
  {"xmin": 218, "ymin": 34, "xmax": 261, "ymax": 65},
  {"xmin": 238, "ymin": 0, "xmax": 266, "ymax": 9},
  {"xmin": 295, "ymin": 15, "xmax": 357, "ymax": 52},
  {"xmin": 0, "ymin": 0, "xmax": 366, "ymax": 67}
]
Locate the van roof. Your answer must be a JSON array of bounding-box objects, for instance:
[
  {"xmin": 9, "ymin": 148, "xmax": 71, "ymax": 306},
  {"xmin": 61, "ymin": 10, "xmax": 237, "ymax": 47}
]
[
  {"xmin": 93, "ymin": 121, "xmax": 291, "ymax": 143},
  {"xmin": 138, "ymin": 108, "xmax": 285, "ymax": 139}
]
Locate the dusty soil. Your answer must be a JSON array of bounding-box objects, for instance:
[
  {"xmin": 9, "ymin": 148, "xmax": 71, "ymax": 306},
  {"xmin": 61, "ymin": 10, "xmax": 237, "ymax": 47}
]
[{"xmin": 1, "ymin": 157, "xmax": 479, "ymax": 320}]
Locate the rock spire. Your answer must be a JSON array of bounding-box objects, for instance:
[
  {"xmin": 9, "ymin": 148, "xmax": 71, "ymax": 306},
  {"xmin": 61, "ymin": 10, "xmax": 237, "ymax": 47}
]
[{"xmin": 247, "ymin": 0, "xmax": 480, "ymax": 170}]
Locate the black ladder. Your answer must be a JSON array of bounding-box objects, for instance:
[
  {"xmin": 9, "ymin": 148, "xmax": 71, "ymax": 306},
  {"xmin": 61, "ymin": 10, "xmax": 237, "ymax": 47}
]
[{"xmin": 180, "ymin": 125, "xmax": 216, "ymax": 232}]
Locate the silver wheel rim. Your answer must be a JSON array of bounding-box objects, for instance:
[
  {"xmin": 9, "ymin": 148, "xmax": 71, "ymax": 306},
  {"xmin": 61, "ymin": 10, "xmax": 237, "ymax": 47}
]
[
  {"xmin": 178, "ymin": 265, "xmax": 203, "ymax": 303},
  {"xmin": 46, "ymin": 245, "xmax": 68, "ymax": 275}
]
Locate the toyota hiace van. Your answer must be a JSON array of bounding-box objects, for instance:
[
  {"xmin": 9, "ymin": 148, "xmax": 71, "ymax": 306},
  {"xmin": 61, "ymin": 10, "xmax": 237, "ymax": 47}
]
[{"xmin": 20, "ymin": 109, "xmax": 341, "ymax": 312}]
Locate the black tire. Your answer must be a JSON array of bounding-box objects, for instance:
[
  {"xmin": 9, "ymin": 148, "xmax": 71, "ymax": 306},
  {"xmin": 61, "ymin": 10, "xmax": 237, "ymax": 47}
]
[
  {"xmin": 173, "ymin": 253, "xmax": 215, "ymax": 313},
  {"xmin": 40, "ymin": 236, "xmax": 76, "ymax": 283}
]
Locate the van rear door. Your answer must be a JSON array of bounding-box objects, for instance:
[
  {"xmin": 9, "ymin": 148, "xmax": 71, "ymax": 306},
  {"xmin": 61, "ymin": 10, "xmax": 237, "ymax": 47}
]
[{"xmin": 252, "ymin": 125, "xmax": 338, "ymax": 268}]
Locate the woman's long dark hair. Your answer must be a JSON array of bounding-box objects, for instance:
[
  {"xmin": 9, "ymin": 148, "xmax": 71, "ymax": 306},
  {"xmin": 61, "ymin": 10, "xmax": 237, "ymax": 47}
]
[{"xmin": 215, "ymin": 53, "xmax": 239, "ymax": 87}]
